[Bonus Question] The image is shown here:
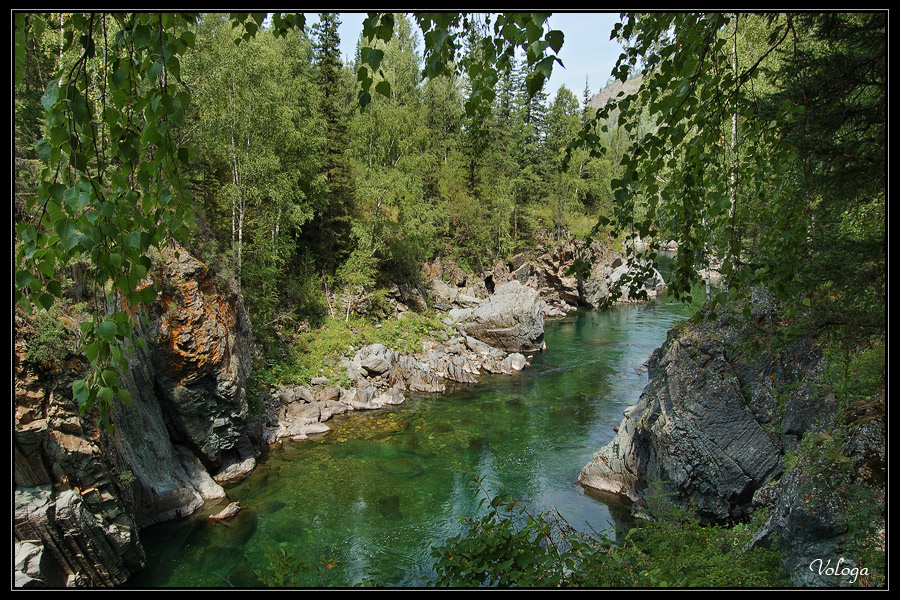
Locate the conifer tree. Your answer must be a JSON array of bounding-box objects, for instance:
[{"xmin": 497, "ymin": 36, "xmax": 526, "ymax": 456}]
[{"xmin": 307, "ymin": 13, "xmax": 354, "ymax": 275}]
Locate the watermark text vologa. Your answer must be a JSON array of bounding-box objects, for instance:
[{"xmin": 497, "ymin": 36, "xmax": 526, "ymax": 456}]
[{"xmin": 809, "ymin": 557, "xmax": 868, "ymax": 584}]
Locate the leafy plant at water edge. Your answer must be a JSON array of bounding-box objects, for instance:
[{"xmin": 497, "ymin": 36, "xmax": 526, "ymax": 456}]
[
  {"xmin": 430, "ymin": 470, "xmax": 788, "ymax": 587},
  {"xmin": 257, "ymin": 548, "xmax": 351, "ymax": 588}
]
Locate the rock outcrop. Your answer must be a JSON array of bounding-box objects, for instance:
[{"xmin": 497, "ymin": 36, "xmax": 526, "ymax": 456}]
[
  {"xmin": 14, "ymin": 338, "xmax": 145, "ymax": 587},
  {"xmin": 578, "ymin": 313, "xmax": 790, "ymax": 520},
  {"xmin": 424, "ymin": 235, "xmax": 668, "ymax": 320},
  {"xmin": 263, "ymin": 282, "xmax": 535, "ymax": 447},
  {"xmin": 578, "ymin": 291, "xmax": 885, "ymax": 585},
  {"xmin": 106, "ymin": 244, "xmax": 254, "ymax": 529},
  {"xmin": 454, "ymin": 281, "xmax": 546, "ymax": 354},
  {"xmin": 147, "ymin": 246, "xmax": 256, "ymax": 480},
  {"xmin": 14, "ymin": 243, "xmax": 256, "ymax": 586}
]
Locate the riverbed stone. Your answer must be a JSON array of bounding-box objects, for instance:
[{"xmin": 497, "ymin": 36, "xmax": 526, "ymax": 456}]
[{"xmin": 208, "ymin": 501, "xmax": 241, "ymax": 521}]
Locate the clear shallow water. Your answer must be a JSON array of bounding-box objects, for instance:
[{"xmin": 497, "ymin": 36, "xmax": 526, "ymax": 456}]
[{"xmin": 129, "ymin": 297, "xmax": 693, "ymax": 588}]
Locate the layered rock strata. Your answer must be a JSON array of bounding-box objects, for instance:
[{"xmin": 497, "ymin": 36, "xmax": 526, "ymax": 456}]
[
  {"xmin": 578, "ymin": 292, "xmax": 885, "ymax": 585},
  {"xmin": 14, "ymin": 341, "xmax": 145, "ymax": 587},
  {"xmin": 14, "ymin": 244, "xmax": 256, "ymax": 586}
]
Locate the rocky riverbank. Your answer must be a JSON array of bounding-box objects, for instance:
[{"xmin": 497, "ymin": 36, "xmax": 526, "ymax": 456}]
[
  {"xmin": 578, "ymin": 290, "xmax": 885, "ymax": 586},
  {"xmin": 14, "ymin": 236, "xmax": 666, "ymax": 587},
  {"xmin": 259, "ymin": 235, "xmax": 667, "ymax": 449},
  {"xmin": 261, "ymin": 281, "xmax": 541, "ymax": 446}
]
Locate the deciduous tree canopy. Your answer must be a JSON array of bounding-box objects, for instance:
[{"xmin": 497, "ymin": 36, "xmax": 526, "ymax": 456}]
[{"xmin": 14, "ymin": 12, "xmax": 885, "ymax": 430}]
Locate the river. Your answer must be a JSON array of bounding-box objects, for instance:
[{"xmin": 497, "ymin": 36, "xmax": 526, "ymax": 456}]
[{"xmin": 130, "ymin": 292, "xmax": 695, "ymax": 587}]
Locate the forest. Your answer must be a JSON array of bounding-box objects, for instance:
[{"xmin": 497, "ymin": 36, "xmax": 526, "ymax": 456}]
[{"xmin": 13, "ymin": 12, "xmax": 885, "ymax": 588}]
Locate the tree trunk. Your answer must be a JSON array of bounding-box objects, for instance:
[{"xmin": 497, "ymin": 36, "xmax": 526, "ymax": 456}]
[{"xmin": 726, "ymin": 13, "xmax": 740, "ymax": 293}]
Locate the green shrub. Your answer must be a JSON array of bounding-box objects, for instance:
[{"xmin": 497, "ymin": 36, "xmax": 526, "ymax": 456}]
[
  {"xmin": 430, "ymin": 472, "xmax": 789, "ymax": 588},
  {"xmin": 22, "ymin": 304, "xmax": 78, "ymax": 372},
  {"xmin": 253, "ymin": 310, "xmax": 448, "ymax": 388}
]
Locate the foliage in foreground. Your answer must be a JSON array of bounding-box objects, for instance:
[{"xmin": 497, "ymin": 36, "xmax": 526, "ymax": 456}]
[
  {"xmin": 429, "ymin": 474, "xmax": 789, "ymax": 588},
  {"xmin": 258, "ymin": 471, "xmax": 788, "ymax": 588}
]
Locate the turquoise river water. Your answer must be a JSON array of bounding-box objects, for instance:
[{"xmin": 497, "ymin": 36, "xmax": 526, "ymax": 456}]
[{"xmin": 129, "ymin": 294, "xmax": 694, "ymax": 587}]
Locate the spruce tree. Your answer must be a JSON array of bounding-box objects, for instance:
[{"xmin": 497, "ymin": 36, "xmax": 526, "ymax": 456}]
[{"xmin": 308, "ymin": 13, "xmax": 354, "ymax": 275}]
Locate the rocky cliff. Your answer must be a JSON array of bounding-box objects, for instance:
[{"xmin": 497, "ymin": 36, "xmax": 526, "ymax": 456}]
[
  {"xmin": 14, "ymin": 351, "xmax": 145, "ymax": 587},
  {"xmin": 578, "ymin": 290, "xmax": 885, "ymax": 586},
  {"xmin": 14, "ymin": 244, "xmax": 256, "ymax": 587}
]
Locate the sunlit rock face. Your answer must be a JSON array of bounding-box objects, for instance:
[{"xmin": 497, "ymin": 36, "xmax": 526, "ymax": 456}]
[
  {"xmin": 145, "ymin": 245, "xmax": 256, "ymax": 480},
  {"xmin": 14, "ymin": 244, "xmax": 256, "ymax": 587},
  {"xmin": 458, "ymin": 281, "xmax": 546, "ymax": 354}
]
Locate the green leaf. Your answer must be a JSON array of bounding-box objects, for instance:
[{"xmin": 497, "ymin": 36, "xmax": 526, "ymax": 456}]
[
  {"xmin": 375, "ymin": 80, "xmax": 391, "ymax": 98},
  {"xmin": 525, "ymin": 72, "xmax": 545, "ymax": 98},
  {"xmin": 73, "ymin": 379, "xmax": 91, "ymax": 409},
  {"xmin": 35, "ymin": 139, "xmax": 51, "ymax": 163},
  {"xmin": 366, "ymin": 48, "xmax": 384, "ymax": 71},
  {"xmin": 36, "ymin": 293, "xmax": 54, "ymax": 311},
  {"xmin": 134, "ymin": 24, "xmax": 151, "ymax": 48},
  {"xmin": 41, "ymin": 79, "xmax": 59, "ymax": 111},
  {"xmin": 139, "ymin": 286, "xmax": 157, "ymax": 305},
  {"xmin": 533, "ymin": 55, "xmax": 555, "ymax": 78},
  {"xmin": 97, "ymin": 386, "xmax": 115, "ymax": 405},
  {"xmin": 101, "ymin": 369, "xmax": 120, "ymax": 388},
  {"xmin": 545, "ymin": 30, "xmax": 564, "ymax": 54},
  {"xmin": 117, "ymin": 387, "xmax": 132, "ymax": 407},
  {"xmin": 98, "ymin": 320, "xmax": 117, "ymax": 342},
  {"xmin": 15, "ymin": 270, "xmax": 34, "ymax": 290}
]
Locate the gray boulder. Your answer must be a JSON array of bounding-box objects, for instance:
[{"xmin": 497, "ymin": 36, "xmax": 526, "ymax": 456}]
[
  {"xmin": 606, "ymin": 261, "xmax": 666, "ymax": 303},
  {"xmin": 358, "ymin": 343, "xmax": 395, "ymax": 376},
  {"xmin": 459, "ymin": 281, "xmax": 546, "ymax": 353}
]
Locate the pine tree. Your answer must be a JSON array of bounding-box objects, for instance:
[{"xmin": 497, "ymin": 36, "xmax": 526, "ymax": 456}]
[{"xmin": 307, "ymin": 13, "xmax": 354, "ymax": 275}]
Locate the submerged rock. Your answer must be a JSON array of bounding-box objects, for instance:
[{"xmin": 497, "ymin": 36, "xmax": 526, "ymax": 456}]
[
  {"xmin": 256, "ymin": 500, "xmax": 287, "ymax": 516},
  {"xmin": 377, "ymin": 458, "xmax": 425, "ymax": 479},
  {"xmin": 377, "ymin": 494, "xmax": 403, "ymax": 519},
  {"xmin": 208, "ymin": 502, "xmax": 241, "ymax": 521}
]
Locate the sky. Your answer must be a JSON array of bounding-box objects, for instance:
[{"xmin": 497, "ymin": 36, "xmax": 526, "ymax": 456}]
[{"xmin": 319, "ymin": 11, "xmax": 627, "ymax": 101}]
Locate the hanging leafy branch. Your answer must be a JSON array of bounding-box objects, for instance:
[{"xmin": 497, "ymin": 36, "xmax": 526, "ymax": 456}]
[
  {"xmin": 13, "ymin": 12, "xmax": 312, "ymax": 432},
  {"xmin": 357, "ymin": 11, "xmax": 565, "ymax": 120},
  {"xmin": 565, "ymin": 13, "xmax": 805, "ymax": 311},
  {"xmin": 15, "ymin": 13, "xmax": 205, "ymax": 430}
]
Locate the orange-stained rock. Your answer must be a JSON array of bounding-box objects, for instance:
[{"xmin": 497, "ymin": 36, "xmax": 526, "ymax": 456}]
[
  {"xmin": 141, "ymin": 244, "xmax": 256, "ymax": 478},
  {"xmin": 14, "ymin": 243, "xmax": 257, "ymax": 587}
]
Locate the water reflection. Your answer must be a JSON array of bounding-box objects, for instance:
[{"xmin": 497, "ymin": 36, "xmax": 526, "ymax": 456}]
[{"xmin": 130, "ymin": 298, "xmax": 693, "ymax": 587}]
